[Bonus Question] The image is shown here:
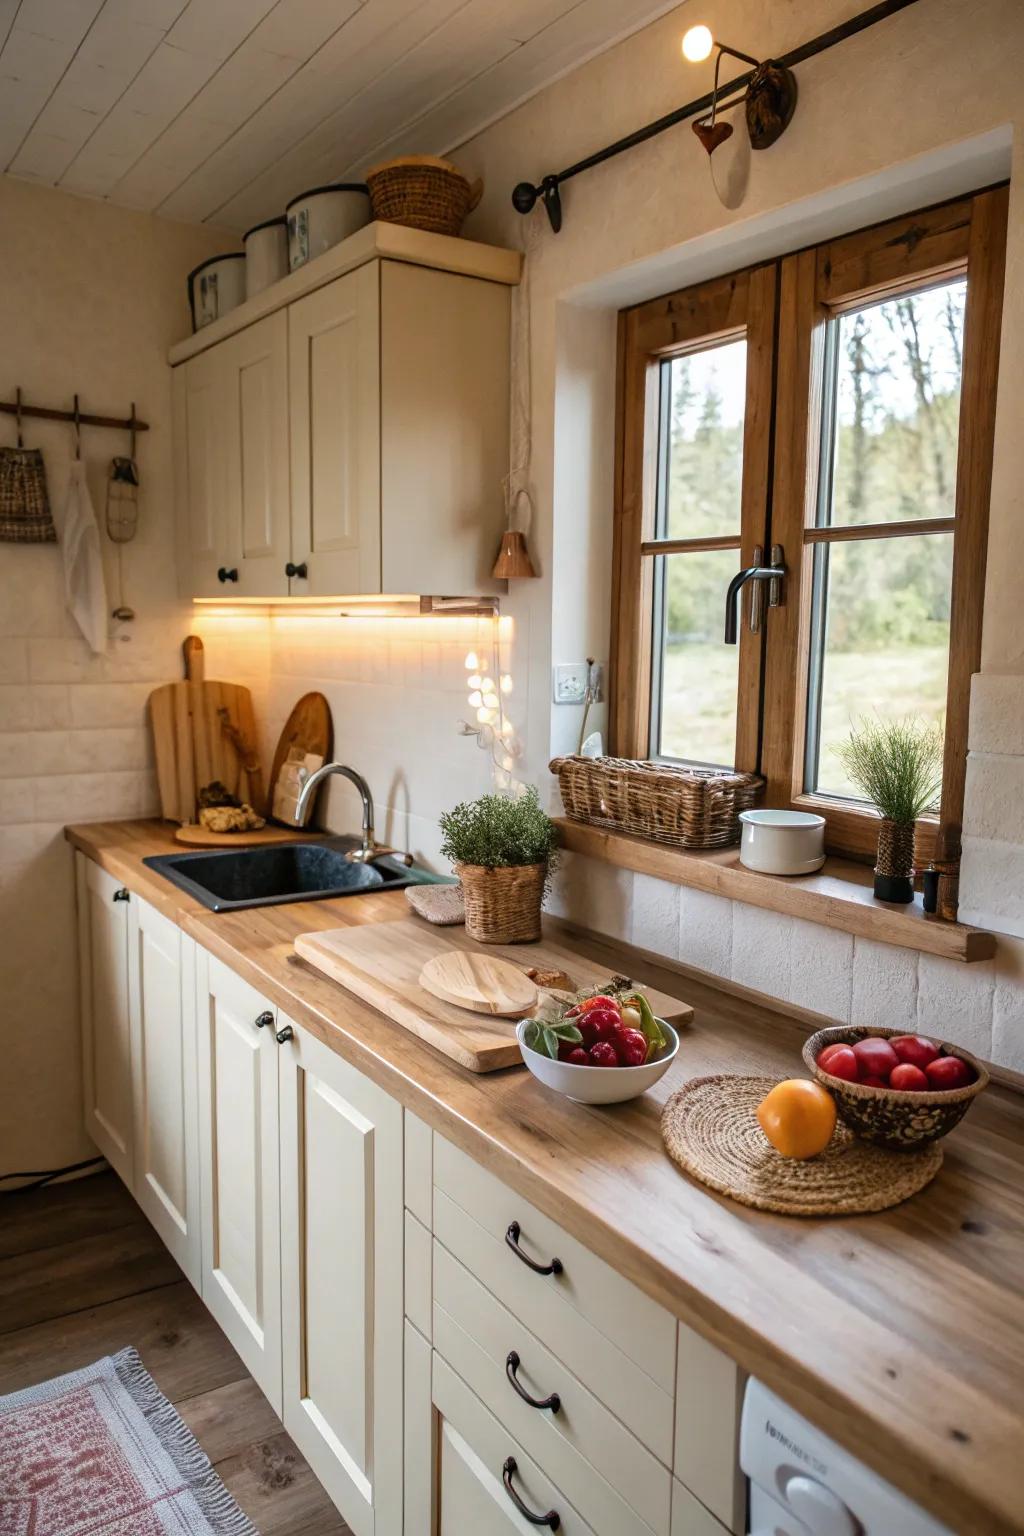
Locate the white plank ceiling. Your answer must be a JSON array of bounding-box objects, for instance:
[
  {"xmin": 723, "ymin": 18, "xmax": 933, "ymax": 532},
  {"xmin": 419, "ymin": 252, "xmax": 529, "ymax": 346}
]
[{"xmin": 0, "ymin": 0, "xmax": 680, "ymax": 232}]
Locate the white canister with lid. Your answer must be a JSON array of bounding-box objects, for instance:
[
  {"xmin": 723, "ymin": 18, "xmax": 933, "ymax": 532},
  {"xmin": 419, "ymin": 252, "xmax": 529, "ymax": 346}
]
[
  {"xmin": 286, "ymin": 183, "xmax": 371, "ymax": 270},
  {"xmin": 243, "ymin": 216, "xmax": 288, "ymax": 298},
  {"xmin": 188, "ymin": 252, "xmax": 246, "ymax": 330},
  {"xmin": 739, "ymin": 809, "xmax": 826, "ymax": 875}
]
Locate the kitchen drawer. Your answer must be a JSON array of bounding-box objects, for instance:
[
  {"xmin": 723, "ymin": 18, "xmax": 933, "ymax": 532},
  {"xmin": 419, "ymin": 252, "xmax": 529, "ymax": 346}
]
[
  {"xmin": 672, "ymin": 1478, "xmax": 734, "ymax": 1536},
  {"xmin": 405, "ymin": 1209, "xmax": 432, "ymax": 1339},
  {"xmin": 434, "ymin": 1241, "xmax": 671, "ymax": 1536},
  {"xmin": 433, "ymin": 1138, "xmax": 674, "ymax": 1463},
  {"xmin": 433, "ymin": 1350, "xmax": 595, "ymax": 1536}
]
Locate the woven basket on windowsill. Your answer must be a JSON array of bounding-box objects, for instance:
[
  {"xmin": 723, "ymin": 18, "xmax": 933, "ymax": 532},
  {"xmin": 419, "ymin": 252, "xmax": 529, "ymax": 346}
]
[
  {"xmin": 550, "ymin": 756, "xmax": 763, "ymax": 851},
  {"xmin": 455, "ymin": 861, "xmax": 546, "ymax": 945}
]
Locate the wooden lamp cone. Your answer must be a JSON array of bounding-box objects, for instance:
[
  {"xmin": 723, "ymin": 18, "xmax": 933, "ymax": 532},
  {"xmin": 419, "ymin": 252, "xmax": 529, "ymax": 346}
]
[{"xmin": 491, "ymin": 528, "xmax": 537, "ymax": 579}]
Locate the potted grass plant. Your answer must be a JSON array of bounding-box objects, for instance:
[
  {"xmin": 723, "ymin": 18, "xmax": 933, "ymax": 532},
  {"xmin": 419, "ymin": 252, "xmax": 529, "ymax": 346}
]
[
  {"xmin": 439, "ymin": 787, "xmax": 558, "ymax": 943},
  {"xmin": 834, "ymin": 717, "xmax": 943, "ymax": 904}
]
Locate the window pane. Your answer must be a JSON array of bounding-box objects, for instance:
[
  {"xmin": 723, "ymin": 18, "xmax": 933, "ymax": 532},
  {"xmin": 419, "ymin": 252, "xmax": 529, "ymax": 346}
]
[
  {"xmin": 651, "ymin": 550, "xmax": 739, "ymax": 769},
  {"xmin": 822, "ymin": 280, "xmax": 965, "ymax": 527},
  {"xmin": 661, "ymin": 340, "xmax": 747, "ymax": 540},
  {"xmin": 805, "ymin": 532, "xmax": 953, "ymax": 798}
]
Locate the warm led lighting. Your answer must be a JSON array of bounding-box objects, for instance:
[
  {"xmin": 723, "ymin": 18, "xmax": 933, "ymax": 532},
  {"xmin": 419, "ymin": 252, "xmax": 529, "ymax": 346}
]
[
  {"xmin": 682, "ymin": 23, "xmax": 714, "ymax": 61},
  {"xmin": 476, "ymin": 707, "xmax": 492, "ymax": 724},
  {"xmin": 467, "ymin": 673, "xmax": 483, "ymax": 689},
  {"xmin": 481, "ymin": 677, "xmax": 495, "ymax": 692},
  {"xmin": 500, "ymin": 674, "xmax": 513, "ymax": 694},
  {"xmin": 468, "ymin": 690, "xmax": 482, "ymax": 708},
  {"xmin": 465, "ymin": 651, "xmax": 479, "ymax": 670}
]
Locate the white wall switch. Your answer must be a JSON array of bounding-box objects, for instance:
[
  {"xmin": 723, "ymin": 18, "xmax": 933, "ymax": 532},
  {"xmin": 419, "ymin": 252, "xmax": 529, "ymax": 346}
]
[{"xmin": 553, "ymin": 663, "xmax": 588, "ymax": 704}]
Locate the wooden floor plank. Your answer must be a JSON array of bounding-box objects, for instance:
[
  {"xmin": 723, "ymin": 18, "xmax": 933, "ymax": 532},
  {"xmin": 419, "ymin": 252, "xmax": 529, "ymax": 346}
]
[
  {"xmin": 0, "ymin": 1279, "xmax": 245, "ymax": 1401},
  {"xmin": 216, "ymin": 1430, "xmax": 351, "ymax": 1536},
  {"xmin": 176, "ymin": 1376, "xmax": 284, "ymax": 1464},
  {"xmin": 0, "ymin": 1221, "xmax": 180, "ymax": 1335},
  {"xmin": 0, "ymin": 1169, "xmax": 139, "ymax": 1260}
]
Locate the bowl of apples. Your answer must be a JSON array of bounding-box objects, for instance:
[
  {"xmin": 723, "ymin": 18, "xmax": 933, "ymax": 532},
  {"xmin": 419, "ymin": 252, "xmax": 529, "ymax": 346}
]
[
  {"xmin": 517, "ymin": 987, "xmax": 679, "ymax": 1105},
  {"xmin": 803, "ymin": 1024, "xmax": 989, "ymax": 1149}
]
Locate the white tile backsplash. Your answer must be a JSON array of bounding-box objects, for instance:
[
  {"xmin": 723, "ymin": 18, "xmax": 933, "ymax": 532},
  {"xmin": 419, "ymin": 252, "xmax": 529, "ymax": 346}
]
[
  {"xmin": 631, "ymin": 872, "xmax": 681, "ymax": 960},
  {"xmin": 732, "ymin": 904, "xmax": 792, "ymax": 998},
  {"xmin": 851, "ymin": 937, "xmax": 919, "ymax": 1030},
  {"xmin": 678, "ymin": 886, "xmax": 733, "ymax": 977},
  {"xmin": 917, "ymin": 953, "xmax": 995, "ymax": 1058},
  {"xmin": 787, "ymin": 919, "xmax": 854, "ymax": 1023}
]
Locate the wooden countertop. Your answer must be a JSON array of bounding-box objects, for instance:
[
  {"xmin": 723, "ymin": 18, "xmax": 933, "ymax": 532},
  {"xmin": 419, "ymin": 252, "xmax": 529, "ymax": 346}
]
[{"xmin": 67, "ymin": 820, "xmax": 1024, "ymax": 1536}]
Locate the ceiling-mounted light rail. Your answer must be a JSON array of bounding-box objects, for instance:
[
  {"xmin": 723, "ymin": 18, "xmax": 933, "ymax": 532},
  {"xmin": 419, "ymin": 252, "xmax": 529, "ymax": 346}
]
[{"xmin": 511, "ymin": 0, "xmax": 921, "ymax": 232}]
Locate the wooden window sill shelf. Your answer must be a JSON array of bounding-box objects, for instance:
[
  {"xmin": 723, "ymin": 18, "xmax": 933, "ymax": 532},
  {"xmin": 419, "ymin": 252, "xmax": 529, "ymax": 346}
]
[{"xmin": 554, "ymin": 819, "xmax": 996, "ymax": 964}]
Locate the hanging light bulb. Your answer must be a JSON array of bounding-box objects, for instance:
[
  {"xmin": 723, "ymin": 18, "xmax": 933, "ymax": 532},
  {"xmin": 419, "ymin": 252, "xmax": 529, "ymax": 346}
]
[
  {"xmin": 500, "ymin": 674, "xmax": 513, "ymax": 693},
  {"xmin": 481, "ymin": 676, "xmax": 495, "ymax": 692},
  {"xmin": 464, "ymin": 651, "xmax": 479, "ymax": 670},
  {"xmin": 681, "ymin": 23, "xmax": 713, "ymax": 61},
  {"xmin": 467, "ymin": 673, "xmax": 483, "ymax": 689},
  {"xmin": 468, "ymin": 690, "xmax": 483, "ymax": 708},
  {"xmin": 483, "ymin": 692, "xmax": 500, "ymax": 711}
]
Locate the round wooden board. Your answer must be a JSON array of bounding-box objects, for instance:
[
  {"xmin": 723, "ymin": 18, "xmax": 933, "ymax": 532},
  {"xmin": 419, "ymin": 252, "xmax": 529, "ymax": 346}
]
[
  {"xmin": 267, "ymin": 692, "xmax": 333, "ymax": 823},
  {"xmin": 174, "ymin": 825, "xmax": 311, "ymax": 848},
  {"xmin": 662, "ymin": 1075, "xmax": 943, "ymax": 1216},
  {"xmin": 419, "ymin": 951, "xmax": 538, "ymax": 1017}
]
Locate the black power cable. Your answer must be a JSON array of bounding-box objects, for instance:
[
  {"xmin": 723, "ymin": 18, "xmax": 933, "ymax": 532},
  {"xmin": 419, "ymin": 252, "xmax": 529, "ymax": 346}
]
[{"xmin": 1, "ymin": 1155, "xmax": 106, "ymax": 1195}]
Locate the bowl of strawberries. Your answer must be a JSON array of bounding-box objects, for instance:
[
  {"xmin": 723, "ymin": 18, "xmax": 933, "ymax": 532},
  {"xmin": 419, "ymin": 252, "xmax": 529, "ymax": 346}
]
[
  {"xmin": 517, "ymin": 986, "xmax": 679, "ymax": 1104},
  {"xmin": 803, "ymin": 1024, "xmax": 989, "ymax": 1149}
]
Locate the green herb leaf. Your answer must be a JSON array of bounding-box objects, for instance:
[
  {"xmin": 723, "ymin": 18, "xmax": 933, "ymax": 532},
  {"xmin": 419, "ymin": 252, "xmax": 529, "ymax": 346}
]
[
  {"xmin": 522, "ymin": 1020, "xmax": 542, "ymax": 1052},
  {"xmin": 541, "ymin": 1026, "xmax": 561, "ymax": 1060}
]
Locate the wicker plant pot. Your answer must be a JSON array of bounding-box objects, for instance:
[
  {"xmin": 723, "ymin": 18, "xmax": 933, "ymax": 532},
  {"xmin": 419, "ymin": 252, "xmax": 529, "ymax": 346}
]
[
  {"xmin": 455, "ymin": 861, "xmax": 546, "ymax": 945},
  {"xmin": 365, "ymin": 155, "xmax": 482, "ymax": 236},
  {"xmin": 874, "ymin": 817, "xmax": 916, "ymax": 903}
]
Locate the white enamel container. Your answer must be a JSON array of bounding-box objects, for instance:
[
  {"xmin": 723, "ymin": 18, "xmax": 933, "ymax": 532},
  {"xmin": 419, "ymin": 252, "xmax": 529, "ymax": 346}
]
[
  {"xmin": 286, "ymin": 183, "xmax": 371, "ymax": 270},
  {"xmin": 739, "ymin": 808, "xmax": 826, "ymax": 875},
  {"xmin": 244, "ymin": 216, "xmax": 288, "ymax": 298}
]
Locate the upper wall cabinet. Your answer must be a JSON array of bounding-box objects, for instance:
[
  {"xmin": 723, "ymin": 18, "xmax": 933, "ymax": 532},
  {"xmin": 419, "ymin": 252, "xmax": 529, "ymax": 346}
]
[{"xmin": 171, "ymin": 223, "xmax": 520, "ymax": 600}]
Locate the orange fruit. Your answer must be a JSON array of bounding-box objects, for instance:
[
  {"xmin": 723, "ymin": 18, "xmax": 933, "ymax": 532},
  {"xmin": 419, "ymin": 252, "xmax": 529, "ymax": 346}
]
[{"xmin": 756, "ymin": 1078, "xmax": 837, "ymax": 1160}]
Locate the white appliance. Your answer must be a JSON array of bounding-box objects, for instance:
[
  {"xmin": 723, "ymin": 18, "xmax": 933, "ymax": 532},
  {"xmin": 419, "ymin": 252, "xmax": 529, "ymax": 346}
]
[{"xmin": 741, "ymin": 1379, "xmax": 954, "ymax": 1536}]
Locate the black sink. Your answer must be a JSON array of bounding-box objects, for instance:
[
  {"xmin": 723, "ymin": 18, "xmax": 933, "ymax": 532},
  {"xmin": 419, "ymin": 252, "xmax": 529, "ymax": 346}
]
[{"xmin": 143, "ymin": 837, "xmax": 433, "ymax": 912}]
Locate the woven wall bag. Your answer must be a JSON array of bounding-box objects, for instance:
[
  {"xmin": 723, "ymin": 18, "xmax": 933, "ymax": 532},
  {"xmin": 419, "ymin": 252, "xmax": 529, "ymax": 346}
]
[
  {"xmin": 550, "ymin": 755, "xmax": 763, "ymax": 850},
  {"xmin": 455, "ymin": 861, "xmax": 546, "ymax": 944},
  {"xmin": 0, "ymin": 447, "xmax": 56, "ymax": 542},
  {"xmin": 365, "ymin": 155, "xmax": 483, "ymax": 237}
]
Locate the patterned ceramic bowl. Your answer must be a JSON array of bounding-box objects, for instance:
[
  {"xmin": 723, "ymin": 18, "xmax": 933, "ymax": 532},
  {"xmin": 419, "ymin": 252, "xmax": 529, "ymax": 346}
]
[{"xmin": 803, "ymin": 1024, "xmax": 989, "ymax": 1150}]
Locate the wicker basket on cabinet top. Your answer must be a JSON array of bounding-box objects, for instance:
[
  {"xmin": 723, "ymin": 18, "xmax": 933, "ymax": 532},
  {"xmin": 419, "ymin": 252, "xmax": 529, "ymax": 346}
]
[{"xmin": 550, "ymin": 755, "xmax": 763, "ymax": 850}]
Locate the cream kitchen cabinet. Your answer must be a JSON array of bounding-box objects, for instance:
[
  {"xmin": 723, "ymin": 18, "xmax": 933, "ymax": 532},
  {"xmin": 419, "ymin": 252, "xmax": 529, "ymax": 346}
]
[
  {"xmin": 75, "ymin": 856, "xmax": 202, "ymax": 1290},
  {"xmin": 172, "ymin": 224, "xmax": 515, "ymax": 600},
  {"xmin": 194, "ymin": 949, "xmax": 405, "ymax": 1536}
]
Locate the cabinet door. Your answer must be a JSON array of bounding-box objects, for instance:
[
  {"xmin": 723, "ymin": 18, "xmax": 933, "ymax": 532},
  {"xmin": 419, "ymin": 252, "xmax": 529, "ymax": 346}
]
[
  {"xmin": 128, "ymin": 900, "xmax": 201, "ymax": 1289},
  {"xmin": 224, "ymin": 311, "xmax": 290, "ymax": 597},
  {"xmin": 279, "ymin": 1020, "xmax": 403, "ymax": 1536},
  {"xmin": 288, "ymin": 261, "xmax": 381, "ymax": 596},
  {"xmin": 76, "ymin": 854, "xmax": 133, "ymax": 1187},
  {"xmin": 196, "ymin": 951, "xmax": 282, "ymax": 1411},
  {"xmin": 174, "ymin": 348, "xmax": 231, "ymax": 598}
]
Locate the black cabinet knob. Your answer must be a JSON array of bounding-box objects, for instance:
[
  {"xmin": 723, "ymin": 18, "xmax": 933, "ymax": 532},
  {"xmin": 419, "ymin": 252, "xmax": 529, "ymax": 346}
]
[
  {"xmin": 285, "ymin": 562, "xmax": 308, "ymax": 579},
  {"xmin": 254, "ymin": 1010, "xmax": 274, "ymax": 1030},
  {"xmin": 275, "ymin": 1025, "xmax": 294, "ymax": 1045},
  {"xmin": 112, "ymin": 888, "xmax": 130, "ymax": 902},
  {"xmin": 217, "ymin": 566, "xmax": 239, "ymax": 583}
]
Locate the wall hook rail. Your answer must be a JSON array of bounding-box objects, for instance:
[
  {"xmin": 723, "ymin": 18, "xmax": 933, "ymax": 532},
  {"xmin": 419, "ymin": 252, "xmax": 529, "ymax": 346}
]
[
  {"xmin": 510, "ymin": 0, "xmax": 920, "ymax": 232},
  {"xmin": 0, "ymin": 392, "xmax": 149, "ymax": 437}
]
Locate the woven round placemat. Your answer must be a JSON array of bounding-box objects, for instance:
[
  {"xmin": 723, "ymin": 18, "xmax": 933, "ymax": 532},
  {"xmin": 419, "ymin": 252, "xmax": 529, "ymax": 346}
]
[
  {"xmin": 405, "ymin": 884, "xmax": 465, "ymax": 926},
  {"xmin": 662, "ymin": 1075, "xmax": 943, "ymax": 1216}
]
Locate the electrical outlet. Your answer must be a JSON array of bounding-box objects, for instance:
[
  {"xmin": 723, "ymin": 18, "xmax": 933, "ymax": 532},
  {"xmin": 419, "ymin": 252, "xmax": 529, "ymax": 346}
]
[{"xmin": 553, "ymin": 663, "xmax": 588, "ymax": 704}]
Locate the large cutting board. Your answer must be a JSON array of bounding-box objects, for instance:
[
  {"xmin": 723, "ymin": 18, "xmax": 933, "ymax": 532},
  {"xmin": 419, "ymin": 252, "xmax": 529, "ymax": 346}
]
[
  {"xmin": 149, "ymin": 637, "xmax": 260, "ymax": 822},
  {"xmin": 293, "ymin": 917, "xmax": 694, "ymax": 1073}
]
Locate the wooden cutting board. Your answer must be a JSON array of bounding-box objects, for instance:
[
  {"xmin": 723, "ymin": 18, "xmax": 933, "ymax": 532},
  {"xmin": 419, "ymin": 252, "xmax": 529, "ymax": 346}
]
[
  {"xmin": 148, "ymin": 637, "xmax": 260, "ymax": 823},
  {"xmin": 268, "ymin": 693, "xmax": 332, "ymax": 824},
  {"xmin": 174, "ymin": 825, "xmax": 315, "ymax": 848},
  {"xmin": 293, "ymin": 917, "xmax": 694, "ymax": 1073}
]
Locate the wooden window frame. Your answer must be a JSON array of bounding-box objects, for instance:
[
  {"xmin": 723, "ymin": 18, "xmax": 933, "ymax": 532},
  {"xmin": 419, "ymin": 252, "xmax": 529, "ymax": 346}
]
[
  {"xmin": 610, "ymin": 262, "xmax": 777, "ymax": 773},
  {"xmin": 611, "ymin": 188, "xmax": 1008, "ymax": 864}
]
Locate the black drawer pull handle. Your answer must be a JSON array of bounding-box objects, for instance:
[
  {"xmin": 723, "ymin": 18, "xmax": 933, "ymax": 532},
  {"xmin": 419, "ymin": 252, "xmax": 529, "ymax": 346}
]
[
  {"xmin": 275, "ymin": 1024, "xmax": 294, "ymax": 1044},
  {"xmin": 506, "ymin": 1351, "xmax": 560, "ymax": 1413},
  {"xmin": 217, "ymin": 566, "xmax": 239, "ymax": 583},
  {"xmin": 112, "ymin": 888, "xmax": 130, "ymax": 902},
  {"xmin": 254, "ymin": 1011, "xmax": 274, "ymax": 1030},
  {"xmin": 506, "ymin": 1221, "xmax": 562, "ymax": 1276},
  {"xmin": 502, "ymin": 1458, "xmax": 560, "ymax": 1529},
  {"xmin": 285, "ymin": 561, "xmax": 308, "ymax": 579}
]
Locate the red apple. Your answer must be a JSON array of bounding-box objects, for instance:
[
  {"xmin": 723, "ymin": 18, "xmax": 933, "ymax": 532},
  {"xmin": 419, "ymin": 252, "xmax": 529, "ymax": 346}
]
[
  {"xmin": 890, "ymin": 1034, "xmax": 940, "ymax": 1070},
  {"xmin": 925, "ymin": 1054, "xmax": 973, "ymax": 1091},
  {"xmin": 818, "ymin": 1044, "xmax": 859, "ymax": 1082},
  {"xmin": 889, "ymin": 1063, "xmax": 930, "ymax": 1092},
  {"xmin": 852, "ymin": 1037, "xmax": 899, "ymax": 1079},
  {"xmin": 580, "ymin": 1005, "xmax": 623, "ymax": 1042},
  {"xmin": 564, "ymin": 1047, "xmax": 590, "ymax": 1066},
  {"xmin": 614, "ymin": 1027, "xmax": 648, "ymax": 1067},
  {"xmin": 861, "ymin": 1075, "xmax": 889, "ymax": 1088}
]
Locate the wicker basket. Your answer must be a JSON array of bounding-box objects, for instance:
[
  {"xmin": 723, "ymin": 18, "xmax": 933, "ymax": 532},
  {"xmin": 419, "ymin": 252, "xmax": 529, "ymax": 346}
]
[
  {"xmin": 550, "ymin": 756, "xmax": 763, "ymax": 851},
  {"xmin": 365, "ymin": 155, "xmax": 482, "ymax": 236},
  {"xmin": 455, "ymin": 861, "xmax": 546, "ymax": 944}
]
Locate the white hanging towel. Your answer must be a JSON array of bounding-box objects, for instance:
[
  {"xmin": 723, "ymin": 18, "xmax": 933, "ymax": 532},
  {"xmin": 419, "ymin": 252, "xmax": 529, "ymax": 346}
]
[{"xmin": 58, "ymin": 459, "xmax": 108, "ymax": 654}]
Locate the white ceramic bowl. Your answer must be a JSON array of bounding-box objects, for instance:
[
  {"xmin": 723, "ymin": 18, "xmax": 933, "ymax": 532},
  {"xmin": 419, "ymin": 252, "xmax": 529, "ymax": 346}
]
[
  {"xmin": 739, "ymin": 808, "xmax": 825, "ymax": 875},
  {"xmin": 516, "ymin": 1019, "xmax": 679, "ymax": 1105}
]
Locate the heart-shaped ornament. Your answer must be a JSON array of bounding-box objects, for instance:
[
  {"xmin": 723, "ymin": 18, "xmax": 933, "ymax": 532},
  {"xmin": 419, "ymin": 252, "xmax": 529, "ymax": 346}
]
[{"xmin": 693, "ymin": 118, "xmax": 734, "ymax": 155}]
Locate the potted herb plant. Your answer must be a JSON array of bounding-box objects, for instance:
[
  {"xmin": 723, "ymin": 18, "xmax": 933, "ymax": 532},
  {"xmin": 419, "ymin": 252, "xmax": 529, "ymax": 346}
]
[
  {"xmin": 439, "ymin": 787, "xmax": 558, "ymax": 943},
  {"xmin": 834, "ymin": 717, "xmax": 943, "ymax": 903}
]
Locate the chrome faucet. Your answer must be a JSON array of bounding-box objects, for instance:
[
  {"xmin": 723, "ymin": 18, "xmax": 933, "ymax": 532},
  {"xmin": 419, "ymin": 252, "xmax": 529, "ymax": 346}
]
[
  {"xmin": 723, "ymin": 543, "xmax": 786, "ymax": 643},
  {"xmin": 294, "ymin": 763, "xmax": 413, "ymax": 866}
]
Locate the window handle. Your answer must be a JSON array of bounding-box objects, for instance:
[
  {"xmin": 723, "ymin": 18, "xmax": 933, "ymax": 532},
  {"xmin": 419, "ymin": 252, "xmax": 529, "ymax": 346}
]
[{"xmin": 725, "ymin": 543, "xmax": 785, "ymax": 643}]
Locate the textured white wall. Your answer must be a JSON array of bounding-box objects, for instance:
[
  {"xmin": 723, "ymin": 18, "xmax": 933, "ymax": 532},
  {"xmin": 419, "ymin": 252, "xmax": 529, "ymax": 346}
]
[{"xmin": 0, "ymin": 177, "xmax": 236, "ymax": 1177}]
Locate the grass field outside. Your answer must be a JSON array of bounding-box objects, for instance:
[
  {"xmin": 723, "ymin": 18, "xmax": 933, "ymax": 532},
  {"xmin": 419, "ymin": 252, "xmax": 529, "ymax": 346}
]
[{"xmin": 658, "ymin": 644, "xmax": 948, "ymax": 798}]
